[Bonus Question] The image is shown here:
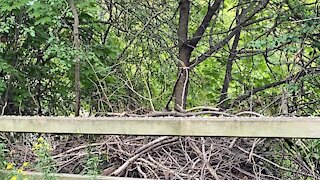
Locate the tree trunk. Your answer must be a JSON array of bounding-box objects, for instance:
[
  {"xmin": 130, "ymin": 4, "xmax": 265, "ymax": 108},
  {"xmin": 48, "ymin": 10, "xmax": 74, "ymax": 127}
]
[
  {"xmin": 174, "ymin": 69, "xmax": 189, "ymax": 111},
  {"xmin": 174, "ymin": 0, "xmax": 191, "ymax": 111},
  {"xmin": 69, "ymin": 0, "xmax": 81, "ymax": 116}
]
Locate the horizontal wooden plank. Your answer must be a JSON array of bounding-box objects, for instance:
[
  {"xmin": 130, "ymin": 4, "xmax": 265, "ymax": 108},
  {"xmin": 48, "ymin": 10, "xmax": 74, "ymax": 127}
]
[
  {"xmin": 0, "ymin": 116, "xmax": 320, "ymax": 138},
  {"xmin": 0, "ymin": 170, "xmax": 151, "ymax": 180}
]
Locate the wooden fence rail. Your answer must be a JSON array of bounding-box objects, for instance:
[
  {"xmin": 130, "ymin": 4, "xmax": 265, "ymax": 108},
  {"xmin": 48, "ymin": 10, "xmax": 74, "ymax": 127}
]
[
  {"xmin": 0, "ymin": 116, "xmax": 320, "ymax": 138},
  {"xmin": 1, "ymin": 116, "xmax": 320, "ymax": 179},
  {"xmin": 0, "ymin": 171, "xmax": 152, "ymax": 180}
]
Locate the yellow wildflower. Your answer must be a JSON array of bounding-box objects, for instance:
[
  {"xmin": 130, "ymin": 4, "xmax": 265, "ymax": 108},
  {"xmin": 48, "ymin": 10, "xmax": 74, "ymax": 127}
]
[
  {"xmin": 6, "ymin": 163, "xmax": 14, "ymax": 170},
  {"xmin": 22, "ymin": 162, "xmax": 29, "ymax": 167},
  {"xmin": 10, "ymin": 176, "xmax": 17, "ymax": 180},
  {"xmin": 33, "ymin": 143, "xmax": 43, "ymax": 150},
  {"xmin": 37, "ymin": 137, "xmax": 44, "ymax": 143}
]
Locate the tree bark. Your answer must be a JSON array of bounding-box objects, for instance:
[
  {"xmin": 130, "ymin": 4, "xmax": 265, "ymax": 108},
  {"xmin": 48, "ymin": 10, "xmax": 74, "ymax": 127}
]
[
  {"xmin": 69, "ymin": 0, "xmax": 81, "ymax": 116},
  {"xmin": 174, "ymin": 0, "xmax": 191, "ymax": 111},
  {"xmin": 173, "ymin": 0, "xmax": 223, "ymax": 111},
  {"xmin": 171, "ymin": 0, "xmax": 269, "ymax": 111}
]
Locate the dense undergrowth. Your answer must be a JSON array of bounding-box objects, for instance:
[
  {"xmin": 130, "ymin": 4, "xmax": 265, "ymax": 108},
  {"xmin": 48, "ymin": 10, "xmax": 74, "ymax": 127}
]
[{"xmin": 0, "ymin": 133, "xmax": 319, "ymax": 179}]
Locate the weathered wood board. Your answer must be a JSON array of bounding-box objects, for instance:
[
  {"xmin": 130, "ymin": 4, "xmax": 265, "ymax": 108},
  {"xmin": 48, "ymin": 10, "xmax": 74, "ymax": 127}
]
[
  {"xmin": 0, "ymin": 116, "xmax": 320, "ymax": 138},
  {"xmin": 0, "ymin": 170, "xmax": 152, "ymax": 180}
]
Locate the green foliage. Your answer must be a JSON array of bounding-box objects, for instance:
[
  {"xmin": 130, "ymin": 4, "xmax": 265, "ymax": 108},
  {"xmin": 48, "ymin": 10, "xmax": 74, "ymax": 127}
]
[
  {"xmin": 0, "ymin": 143, "xmax": 8, "ymax": 169},
  {"xmin": 0, "ymin": 0, "xmax": 319, "ymax": 178},
  {"xmin": 0, "ymin": 143, "xmax": 31, "ymax": 180},
  {"xmin": 27, "ymin": 0, "xmax": 66, "ymax": 26},
  {"xmin": 0, "ymin": 0, "xmax": 318, "ymax": 116},
  {"xmin": 84, "ymin": 153, "xmax": 102, "ymax": 179},
  {"xmin": 32, "ymin": 137, "xmax": 57, "ymax": 180}
]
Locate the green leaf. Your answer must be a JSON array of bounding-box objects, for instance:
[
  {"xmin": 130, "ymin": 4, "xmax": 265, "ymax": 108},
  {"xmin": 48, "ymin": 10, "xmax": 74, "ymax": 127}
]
[{"xmin": 35, "ymin": 17, "xmax": 52, "ymax": 25}]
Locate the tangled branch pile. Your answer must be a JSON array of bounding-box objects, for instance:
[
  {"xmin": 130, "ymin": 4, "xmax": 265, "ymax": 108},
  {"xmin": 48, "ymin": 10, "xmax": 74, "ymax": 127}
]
[{"xmin": 3, "ymin": 133, "xmax": 318, "ymax": 179}]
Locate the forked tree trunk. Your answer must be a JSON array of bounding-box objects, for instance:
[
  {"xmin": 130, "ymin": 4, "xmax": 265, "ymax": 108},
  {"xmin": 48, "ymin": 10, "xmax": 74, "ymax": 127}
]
[
  {"xmin": 172, "ymin": 0, "xmax": 223, "ymax": 111},
  {"xmin": 168, "ymin": 0, "xmax": 269, "ymax": 111}
]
